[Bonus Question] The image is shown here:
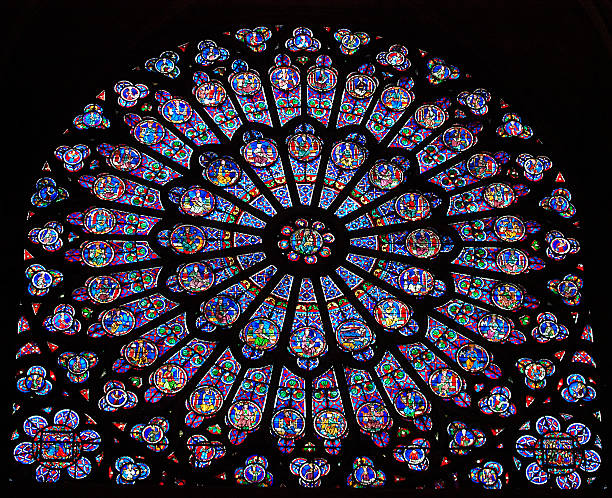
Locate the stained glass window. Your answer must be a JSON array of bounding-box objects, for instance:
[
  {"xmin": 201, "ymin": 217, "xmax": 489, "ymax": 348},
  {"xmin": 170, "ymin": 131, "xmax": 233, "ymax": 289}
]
[{"xmin": 11, "ymin": 24, "xmax": 603, "ymax": 492}]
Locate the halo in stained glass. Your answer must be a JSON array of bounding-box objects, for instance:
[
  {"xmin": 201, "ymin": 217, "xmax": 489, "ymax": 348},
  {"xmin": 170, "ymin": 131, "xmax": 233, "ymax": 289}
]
[{"xmin": 12, "ymin": 24, "xmax": 602, "ymax": 492}]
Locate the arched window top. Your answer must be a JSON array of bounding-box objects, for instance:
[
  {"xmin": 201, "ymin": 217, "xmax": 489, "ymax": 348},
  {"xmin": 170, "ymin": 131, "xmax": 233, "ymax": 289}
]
[{"xmin": 12, "ymin": 25, "xmax": 602, "ymax": 492}]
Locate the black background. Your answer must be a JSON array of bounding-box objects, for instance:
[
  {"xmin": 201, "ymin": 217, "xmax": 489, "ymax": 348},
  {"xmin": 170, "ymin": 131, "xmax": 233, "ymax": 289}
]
[{"xmin": 4, "ymin": 0, "xmax": 611, "ymax": 497}]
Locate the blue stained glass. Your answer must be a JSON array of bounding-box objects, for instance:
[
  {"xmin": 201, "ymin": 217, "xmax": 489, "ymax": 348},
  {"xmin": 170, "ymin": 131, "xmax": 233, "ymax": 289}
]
[
  {"xmin": 416, "ymin": 123, "xmax": 481, "ymax": 174},
  {"xmin": 306, "ymin": 55, "xmax": 338, "ymax": 126},
  {"xmin": 97, "ymin": 143, "xmax": 182, "ymax": 184},
  {"xmin": 78, "ymin": 174, "xmax": 165, "ymax": 210},
  {"xmin": 13, "ymin": 24, "xmax": 600, "ymax": 492},
  {"xmin": 335, "ymin": 156, "xmax": 409, "ymax": 217},
  {"xmin": 186, "ymin": 347, "xmax": 241, "ymax": 427},
  {"xmin": 155, "ymin": 90, "xmax": 220, "ymax": 145},
  {"xmin": 389, "ymin": 98, "xmax": 450, "ymax": 150},
  {"xmin": 318, "ymin": 133, "xmax": 368, "ymax": 208},
  {"xmin": 365, "ymin": 77, "xmax": 415, "ymax": 141},
  {"xmin": 143, "ymin": 338, "xmax": 217, "ymax": 403},
  {"xmin": 229, "ymin": 60, "xmax": 272, "ymax": 126},
  {"xmin": 125, "ymin": 113, "xmax": 194, "ymax": 168},
  {"xmin": 269, "ymin": 54, "xmax": 302, "ymax": 126},
  {"xmin": 193, "ymin": 71, "xmax": 242, "ymax": 138},
  {"xmin": 337, "ymin": 64, "xmax": 378, "ymax": 127}
]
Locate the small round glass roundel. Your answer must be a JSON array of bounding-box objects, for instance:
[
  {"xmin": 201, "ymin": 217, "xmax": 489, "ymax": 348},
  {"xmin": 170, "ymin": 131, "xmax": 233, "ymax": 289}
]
[
  {"xmin": 241, "ymin": 319, "xmax": 280, "ymax": 351},
  {"xmin": 227, "ymin": 400, "xmax": 262, "ymax": 431},
  {"xmin": 271, "ymin": 408, "xmax": 306, "ymax": 438},
  {"xmin": 394, "ymin": 390, "xmax": 429, "ymax": 419},
  {"xmin": 494, "ymin": 215, "xmax": 525, "ymax": 242},
  {"xmin": 153, "ymin": 364, "xmax": 188, "ymax": 394},
  {"xmin": 356, "ymin": 402, "xmax": 391, "ymax": 433},
  {"xmin": 307, "ymin": 66, "xmax": 337, "ymax": 91},
  {"xmin": 243, "ymin": 139, "xmax": 278, "ymax": 168},
  {"xmin": 195, "ymin": 81, "xmax": 227, "ymax": 106},
  {"xmin": 156, "ymin": 57, "xmax": 175, "ymax": 73},
  {"xmin": 110, "ymin": 146, "xmax": 141, "ymax": 171},
  {"xmin": 443, "ymin": 127, "xmax": 473, "ymax": 151},
  {"xmin": 395, "ymin": 192, "xmax": 430, "ymax": 220},
  {"xmin": 398, "ymin": 267, "xmax": 435, "ymax": 296},
  {"xmin": 405, "ymin": 229, "xmax": 441, "ymax": 258},
  {"xmin": 484, "ymin": 183, "xmax": 515, "ymax": 208},
  {"xmin": 101, "ymin": 308, "xmax": 135, "ymax": 336},
  {"xmin": 345, "ymin": 74, "xmax": 377, "ymax": 99},
  {"xmin": 93, "ymin": 175, "xmax": 125, "ymax": 201},
  {"xmin": 84, "ymin": 207, "xmax": 116, "ymax": 234},
  {"xmin": 162, "ymin": 99, "xmax": 193, "ymax": 123},
  {"xmin": 178, "ymin": 262, "xmax": 214, "ymax": 292},
  {"xmin": 381, "ymin": 86, "xmax": 412, "ymax": 111},
  {"xmin": 133, "ymin": 119, "xmax": 165, "ymax": 145},
  {"xmin": 478, "ymin": 314, "xmax": 513, "ymax": 342},
  {"xmin": 335, "ymin": 320, "xmax": 373, "ymax": 351},
  {"xmin": 550, "ymin": 236, "xmax": 571, "ymax": 255},
  {"xmin": 51, "ymin": 307, "xmax": 74, "ymax": 330},
  {"xmin": 123, "ymin": 338, "xmax": 158, "ymax": 367},
  {"xmin": 369, "ymin": 161, "xmax": 403, "ymax": 190},
  {"xmin": 314, "ymin": 410, "xmax": 347, "ymax": 439},
  {"xmin": 87, "ymin": 276, "xmax": 121, "ymax": 303},
  {"xmin": 37, "ymin": 227, "xmax": 60, "ymax": 245},
  {"xmin": 457, "ymin": 344, "xmax": 489, "ymax": 372},
  {"xmin": 496, "ymin": 248, "xmax": 529, "ymax": 274},
  {"xmin": 206, "ymin": 158, "xmax": 241, "ymax": 187},
  {"xmin": 492, "ymin": 283, "xmax": 523, "ymax": 310},
  {"xmin": 289, "ymin": 327, "xmax": 326, "ymax": 358},
  {"xmin": 190, "ymin": 386, "xmax": 224, "ymax": 416},
  {"xmin": 180, "ymin": 188, "xmax": 215, "ymax": 216},
  {"xmin": 287, "ymin": 133, "xmax": 322, "ymax": 162},
  {"xmin": 270, "ymin": 66, "xmax": 300, "ymax": 91},
  {"xmin": 143, "ymin": 424, "xmax": 165, "ymax": 445},
  {"xmin": 170, "ymin": 225, "xmax": 205, "ymax": 254},
  {"xmin": 204, "ymin": 296, "xmax": 240, "ymax": 327},
  {"xmin": 374, "ymin": 298, "xmax": 412, "ymax": 329},
  {"xmin": 415, "ymin": 104, "xmax": 445, "ymax": 129},
  {"xmin": 231, "ymin": 71, "xmax": 262, "ymax": 96},
  {"xmin": 82, "ymin": 241, "xmax": 114, "ymax": 267},
  {"xmin": 330, "ymin": 141, "xmax": 366, "ymax": 170},
  {"xmin": 467, "ymin": 153, "xmax": 498, "ymax": 179},
  {"xmin": 32, "ymin": 270, "xmax": 53, "ymax": 289},
  {"xmin": 428, "ymin": 368, "xmax": 463, "ymax": 398}
]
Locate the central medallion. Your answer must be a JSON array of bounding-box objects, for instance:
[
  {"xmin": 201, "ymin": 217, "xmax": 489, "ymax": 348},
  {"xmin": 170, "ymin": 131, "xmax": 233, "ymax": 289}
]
[
  {"xmin": 278, "ymin": 219, "xmax": 334, "ymax": 264},
  {"xmin": 290, "ymin": 227, "xmax": 323, "ymax": 255},
  {"xmin": 264, "ymin": 206, "xmax": 348, "ymax": 276}
]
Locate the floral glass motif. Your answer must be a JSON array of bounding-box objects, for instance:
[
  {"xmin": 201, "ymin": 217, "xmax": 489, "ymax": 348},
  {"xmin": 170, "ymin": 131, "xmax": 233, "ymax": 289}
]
[{"xmin": 12, "ymin": 24, "xmax": 600, "ymax": 492}]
